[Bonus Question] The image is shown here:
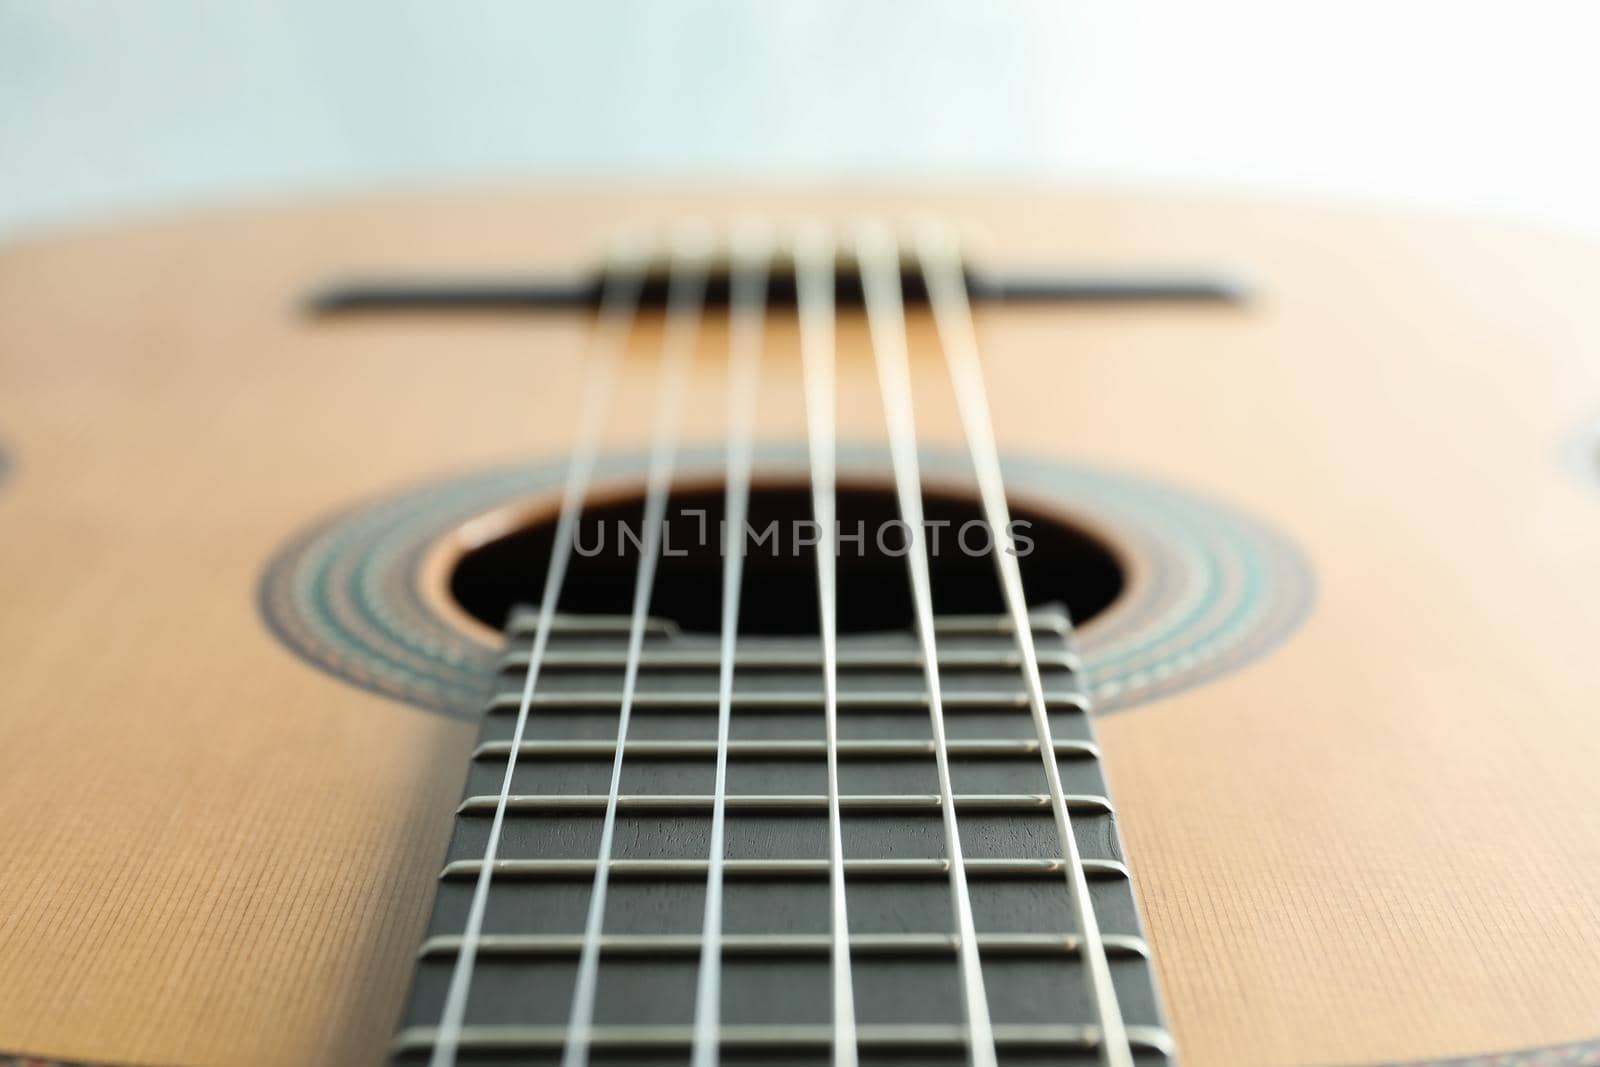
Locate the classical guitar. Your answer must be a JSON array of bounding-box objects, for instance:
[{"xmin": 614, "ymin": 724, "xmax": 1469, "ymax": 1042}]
[{"xmin": 3, "ymin": 190, "xmax": 1599, "ymax": 1067}]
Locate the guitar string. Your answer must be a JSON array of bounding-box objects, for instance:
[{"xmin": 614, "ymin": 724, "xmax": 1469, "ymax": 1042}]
[
  {"xmin": 429, "ymin": 234, "xmax": 650, "ymax": 1067},
  {"xmin": 916, "ymin": 222, "xmax": 1136, "ymax": 1067},
  {"xmin": 856, "ymin": 221, "xmax": 999, "ymax": 1067},
  {"xmin": 689, "ymin": 222, "xmax": 772, "ymax": 1067},
  {"xmin": 793, "ymin": 222, "xmax": 861, "ymax": 1067},
  {"xmin": 560, "ymin": 224, "xmax": 714, "ymax": 1067},
  {"xmin": 439, "ymin": 221, "xmax": 1127, "ymax": 1067}
]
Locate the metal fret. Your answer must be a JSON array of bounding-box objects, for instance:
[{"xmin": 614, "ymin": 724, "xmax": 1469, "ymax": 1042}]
[
  {"xmin": 474, "ymin": 738, "xmax": 1102, "ymax": 760},
  {"xmin": 457, "ymin": 793, "xmax": 1114, "ymax": 815},
  {"xmin": 505, "ymin": 611, "xmax": 680, "ymax": 638},
  {"xmin": 417, "ymin": 931, "xmax": 1151, "ymax": 959},
  {"xmin": 501, "ymin": 646, "xmax": 1083, "ymax": 671},
  {"xmin": 397, "ymin": 1023, "xmax": 1177, "ymax": 1057},
  {"xmin": 503, "ymin": 609, "xmax": 1074, "ymax": 640},
  {"xmin": 485, "ymin": 689, "xmax": 1090, "ymax": 712},
  {"xmin": 438, "ymin": 856, "xmax": 1134, "ymax": 880}
]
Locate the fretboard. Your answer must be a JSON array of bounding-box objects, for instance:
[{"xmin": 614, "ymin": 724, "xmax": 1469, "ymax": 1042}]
[{"xmin": 394, "ymin": 606, "xmax": 1175, "ymax": 1066}]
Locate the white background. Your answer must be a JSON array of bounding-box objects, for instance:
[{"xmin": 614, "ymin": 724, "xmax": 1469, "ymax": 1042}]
[{"xmin": 3, "ymin": 1, "xmax": 1599, "ymax": 239}]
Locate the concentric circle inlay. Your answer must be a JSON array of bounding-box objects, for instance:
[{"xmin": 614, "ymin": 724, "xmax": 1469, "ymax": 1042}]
[{"xmin": 258, "ymin": 445, "xmax": 1314, "ymax": 719}]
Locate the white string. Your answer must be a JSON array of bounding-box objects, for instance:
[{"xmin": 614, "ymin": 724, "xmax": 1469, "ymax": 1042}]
[
  {"xmin": 856, "ymin": 221, "xmax": 999, "ymax": 1067},
  {"xmin": 430, "ymin": 236, "xmax": 649, "ymax": 1067},
  {"xmin": 916, "ymin": 221, "xmax": 1135, "ymax": 1067},
  {"xmin": 794, "ymin": 222, "xmax": 860, "ymax": 1067},
  {"xmin": 689, "ymin": 221, "xmax": 771, "ymax": 1067},
  {"xmin": 560, "ymin": 224, "xmax": 713, "ymax": 1067}
]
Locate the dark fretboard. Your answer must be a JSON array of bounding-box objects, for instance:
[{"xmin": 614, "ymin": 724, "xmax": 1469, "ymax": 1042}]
[{"xmin": 394, "ymin": 606, "xmax": 1174, "ymax": 1066}]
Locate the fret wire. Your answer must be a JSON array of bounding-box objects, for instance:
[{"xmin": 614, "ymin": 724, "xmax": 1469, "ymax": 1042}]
[
  {"xmin": 457, "ymin": 792, "xmax": 1113, "ymax": 814},
  {"xmin": 475, "ymin": 737, "xmax": 1101, "ymax": 760},
  {"xmin": 795, "ymin": 221, "xmax": 861, "ymax": 1067},
  {"xmin": 399, "ymin": 1022, "xmax": 1177, "ymax": 1056},
  {"xmin": 916, "ymin": 223, "xmax": 1135, "ymax": 1067},
  {"xmin": 498, "ymin": 644, "xmax": 1082, "ymax": 671},
  {"xmin": 419, "ymin": 931, "xmax": 1152, "ymax": 958},
  {"xmin": 857, "ymin": 221, "xmax": 998, "ymax": 1067},
  {"xmin": 507, "ymin": 608, "xmax": 1072, "ymax": 639},
  {"xmin": 561, "ymin": 225, "xmax": 713, "ymax": 1067},
  {"xmin": 690, "ymin": 222, "xmax": 771, "ymax": 1067},
  {"xmin": 441, "ymin": 855, "xmax": 1133, "ymax": 880},
  {"xmin": 485, "ymin": 688, "xmax": 1089, "ymax": 711},
  {"xmin": 428, "ymin": 234, "xmax": 648, "ymax": 1067}
]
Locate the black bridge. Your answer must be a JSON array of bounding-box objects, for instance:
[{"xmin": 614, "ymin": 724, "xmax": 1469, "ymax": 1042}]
[{"xmin": 309, "ymin": 267, "xmax": 1246, "ymax": 316}]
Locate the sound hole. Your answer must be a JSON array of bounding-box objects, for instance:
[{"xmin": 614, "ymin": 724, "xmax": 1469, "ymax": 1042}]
[{"xmin": 449, "ymin": 483, "xmax": 1125, "ymax": 635}]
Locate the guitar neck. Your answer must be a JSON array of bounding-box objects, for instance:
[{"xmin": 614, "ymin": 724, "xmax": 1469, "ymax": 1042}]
[{"xmin": 394, "ymin": 606, "xmax": 1174, "ymax": 1065}]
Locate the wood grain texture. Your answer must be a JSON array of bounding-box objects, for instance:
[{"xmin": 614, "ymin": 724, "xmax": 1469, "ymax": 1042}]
[{"xmin": 3, "ymin": 189, "xmax": 1600, "ymax": 1067}]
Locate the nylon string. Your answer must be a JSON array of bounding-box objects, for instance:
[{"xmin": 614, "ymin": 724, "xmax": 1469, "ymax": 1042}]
[
  {"xmin": 856, "ymin": 222, "xmax": 999, "ymax": 1067},
  {"xmin": 430, "ymin": 236, "xmax": 649, "ymax": 1067},
  {"xmin": 794, "ymin": 223, "xmax": 861, "ymax": 1067},
  {"xmin": 917, "ymin": 222, "xmax": 1134, "ymax": 1067},
  {"xmin": 689, "ymin": 223, "xmax": 772, "ymax": 1067},
  {"xmin": 560, "ymin": 225, "xmax": 714, "ymax": 1067}
]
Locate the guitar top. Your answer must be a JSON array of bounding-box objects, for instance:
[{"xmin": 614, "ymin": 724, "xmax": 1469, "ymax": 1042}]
[{"xmin": 2, "ymin": 189, "xmax": 1599, "ymax": 1067}]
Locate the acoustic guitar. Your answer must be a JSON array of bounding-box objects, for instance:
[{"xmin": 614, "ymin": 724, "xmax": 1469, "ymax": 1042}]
[{"xmin": 2, "ymin": 189, "xmax": 1598, "ymax": 1067}]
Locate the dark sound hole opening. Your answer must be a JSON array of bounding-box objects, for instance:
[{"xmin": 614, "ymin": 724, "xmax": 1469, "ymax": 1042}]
[{"xmin": 450, "ymin": 483, "xmax": 1125, "ymax": 635}]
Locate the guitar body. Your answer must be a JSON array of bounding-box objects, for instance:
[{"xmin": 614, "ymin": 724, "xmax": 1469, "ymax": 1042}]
[{"xmin": 3, "ymin": 189, "xmax": 1599, "ymax": 1067}]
